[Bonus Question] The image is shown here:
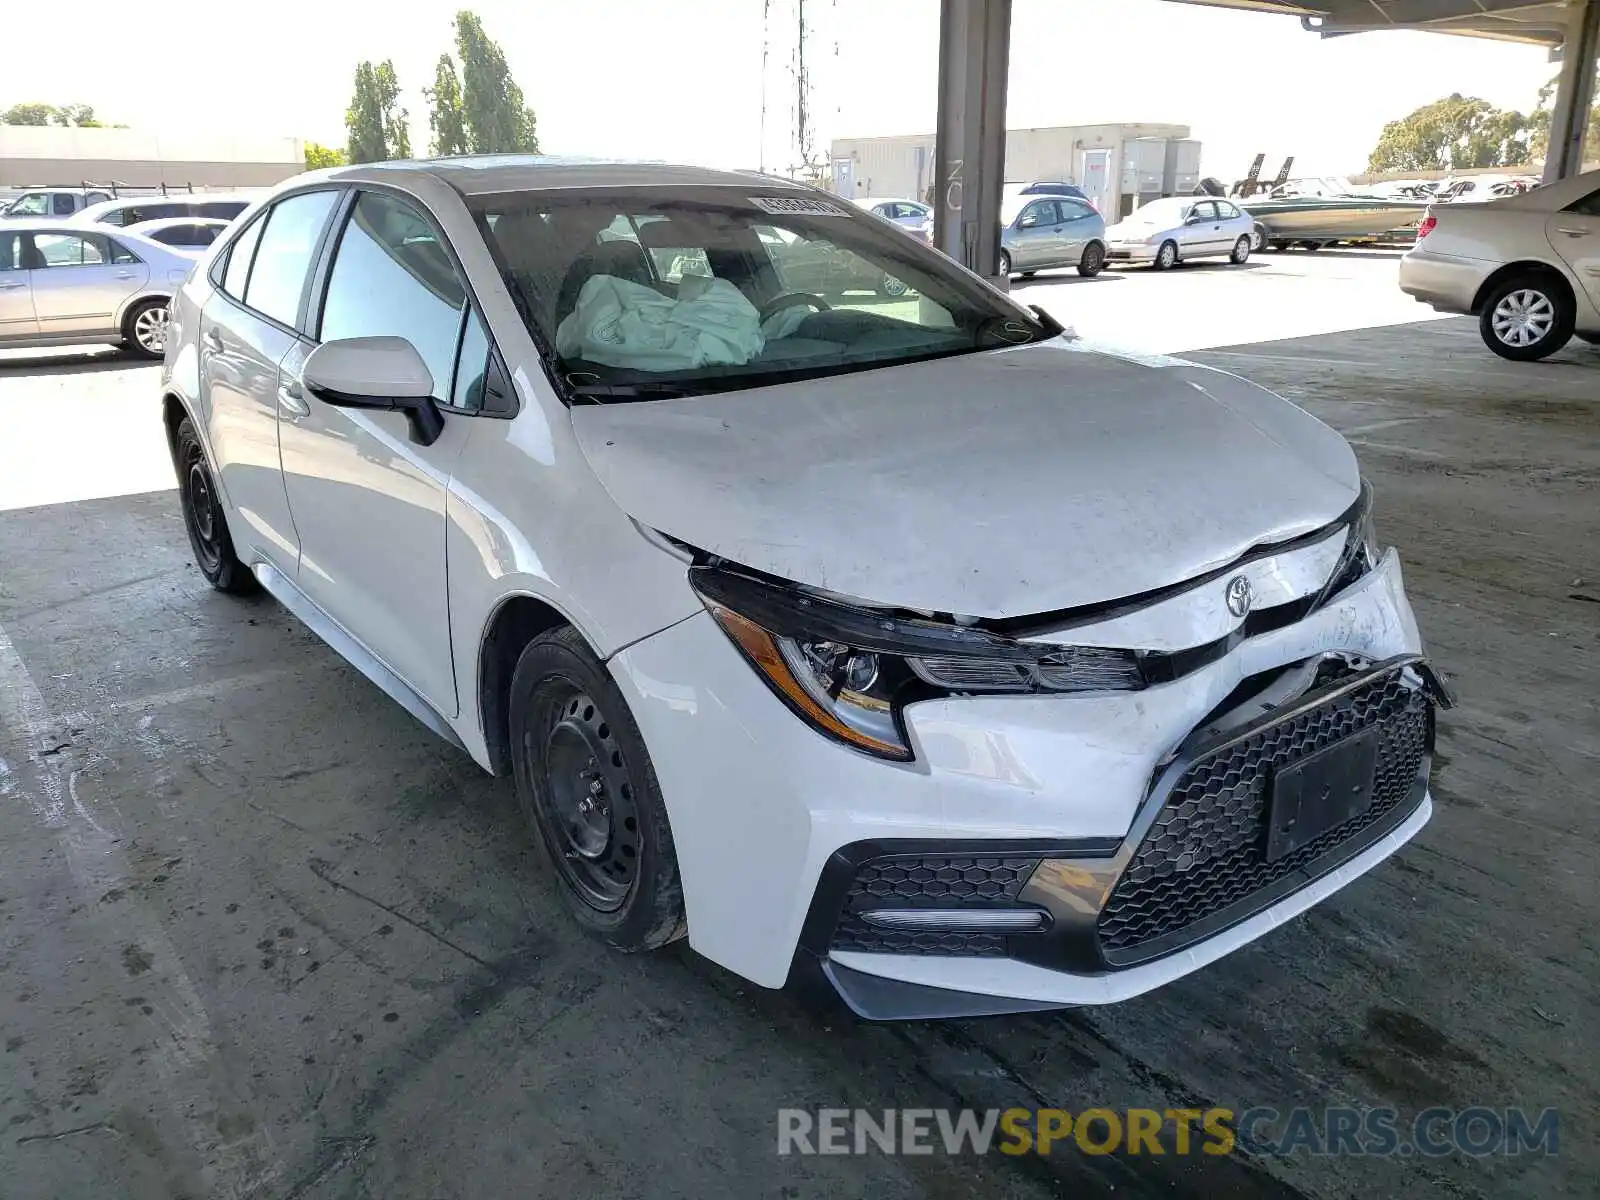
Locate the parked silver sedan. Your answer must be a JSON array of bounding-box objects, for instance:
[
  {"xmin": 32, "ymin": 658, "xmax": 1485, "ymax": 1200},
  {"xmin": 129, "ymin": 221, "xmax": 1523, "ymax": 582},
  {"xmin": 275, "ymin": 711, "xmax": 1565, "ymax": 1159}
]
[
  {"xmin": 0, "ymin": 222, "xmax": 197, "ymax": 357},
  {"xmin": 1106, "ymin": 197, "xmax": 1256, "ymax": 270}
]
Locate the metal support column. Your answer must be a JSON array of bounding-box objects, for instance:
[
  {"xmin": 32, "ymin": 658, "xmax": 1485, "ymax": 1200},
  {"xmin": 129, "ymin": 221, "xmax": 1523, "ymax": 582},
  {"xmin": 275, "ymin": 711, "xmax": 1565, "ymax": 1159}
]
[
  {"xmin": 1544, "ymin": 0, "xmax": 1600, "ymax": 183},
  {"xmin": 932, "ymin": 0, "xmax": 1012, "ymax": 283}
]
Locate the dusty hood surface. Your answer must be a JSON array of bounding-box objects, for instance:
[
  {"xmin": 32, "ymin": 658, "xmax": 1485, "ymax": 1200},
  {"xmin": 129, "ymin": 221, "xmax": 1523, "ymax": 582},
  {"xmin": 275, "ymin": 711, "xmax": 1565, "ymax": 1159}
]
[{"xmin": 571, "ymin": 338, "xmax": 1359, "ymax": 618}]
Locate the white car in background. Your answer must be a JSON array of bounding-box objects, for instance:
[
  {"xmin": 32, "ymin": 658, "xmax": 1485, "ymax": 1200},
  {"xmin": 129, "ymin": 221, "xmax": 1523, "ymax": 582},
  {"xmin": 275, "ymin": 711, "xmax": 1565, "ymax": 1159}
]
[
  {"xmin": 125, "ymin": 217, "xmax": 233, "ymax": 255},
  {"xmin": 1105, "ymin": 196, "xmax": 1256, "ymax": 270},
  {"xmin": 1400, "ymin": 168, "xmax": 1600, "ymax": 360},
  {"xmin": 857, "ymin": 197, "xmax": 933, "ymax": 242},
  {"xmin": 70, "ymin": 194, "xmax": 255, "ymax": 229},
  {"xmin": 161, "ymin": 158, "xmax": 1446, "ymax": 1019},
  {"xmin": 0, "ymin": 222, "xmax": 194, "ymax": 357}
]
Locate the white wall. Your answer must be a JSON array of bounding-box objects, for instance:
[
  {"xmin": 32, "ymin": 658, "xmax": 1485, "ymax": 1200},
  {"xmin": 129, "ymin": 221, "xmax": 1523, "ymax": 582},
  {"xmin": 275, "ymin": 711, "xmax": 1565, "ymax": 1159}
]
[{"xmin": 0, "ymin": 126, "xmax": 303, "ymax": 186}]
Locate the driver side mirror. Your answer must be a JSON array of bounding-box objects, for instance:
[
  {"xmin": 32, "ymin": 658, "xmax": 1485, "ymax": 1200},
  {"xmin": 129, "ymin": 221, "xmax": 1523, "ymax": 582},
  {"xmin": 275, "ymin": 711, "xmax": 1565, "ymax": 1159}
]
[
  {"xmin": 303, "ymin": 336, "xmax": 446, "ymax": 446},
  {"xmin": 1184, "ymin": 213, "xmax": 1203, "ymax": 225}
]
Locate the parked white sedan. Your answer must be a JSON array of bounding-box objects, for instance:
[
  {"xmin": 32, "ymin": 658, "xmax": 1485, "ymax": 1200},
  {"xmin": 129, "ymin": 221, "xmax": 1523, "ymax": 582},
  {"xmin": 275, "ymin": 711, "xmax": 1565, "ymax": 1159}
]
[
  {"xmin": 161, "ymin": 158, "xmax": 1446, "ymax": 1019},
  {"xmin": 1399, "ymin": 168, "xmax": 1600, "ymax": 360},
  {"xmin": 1106, "ymin": 196, "xmax": 1256, "ymax": 270}
]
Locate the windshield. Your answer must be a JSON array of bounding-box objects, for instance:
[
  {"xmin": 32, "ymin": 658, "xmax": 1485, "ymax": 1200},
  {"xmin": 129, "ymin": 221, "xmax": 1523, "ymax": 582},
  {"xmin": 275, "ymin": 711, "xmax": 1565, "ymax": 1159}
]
[
  {"xmin": 471, "ymin": 187, "xmax": 1053, "ymax": 401},
  {"xmin": 1127, "ymin": 199, "xmax": 1188, "ymax": 224}
]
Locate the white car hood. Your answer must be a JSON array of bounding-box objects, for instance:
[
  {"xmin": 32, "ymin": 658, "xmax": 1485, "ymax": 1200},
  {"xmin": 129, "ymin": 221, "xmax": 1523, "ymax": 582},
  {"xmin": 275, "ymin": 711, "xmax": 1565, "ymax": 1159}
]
[{"xmin": 571, "ymin": 338, "xmax": 1359, "ymax": 618}]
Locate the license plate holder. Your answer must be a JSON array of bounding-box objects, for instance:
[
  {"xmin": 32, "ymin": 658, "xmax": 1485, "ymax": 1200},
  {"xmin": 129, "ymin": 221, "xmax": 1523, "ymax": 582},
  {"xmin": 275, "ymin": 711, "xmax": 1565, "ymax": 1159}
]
[{"xmin": 1264, "ymin": 727, "xmax": 1380, "ymax": 862}]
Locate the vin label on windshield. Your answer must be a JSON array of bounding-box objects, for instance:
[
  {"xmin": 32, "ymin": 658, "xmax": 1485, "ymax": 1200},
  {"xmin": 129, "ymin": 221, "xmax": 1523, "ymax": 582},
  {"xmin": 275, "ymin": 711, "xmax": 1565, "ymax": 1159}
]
[{"xmin": 748, "ymin": 196, "xmax": 848, "ymax": 216}]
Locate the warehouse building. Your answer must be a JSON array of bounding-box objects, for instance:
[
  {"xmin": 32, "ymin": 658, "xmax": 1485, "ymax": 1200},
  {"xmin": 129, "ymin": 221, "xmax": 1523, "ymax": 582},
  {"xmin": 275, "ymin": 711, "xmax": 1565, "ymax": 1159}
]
[
  {"xmin": 829, "ymin": 123, "xmax": 1202, "ymax": 218},
  {"xmin": 0, "ymin": 125, "xmax": 304, "ymax": 190}
]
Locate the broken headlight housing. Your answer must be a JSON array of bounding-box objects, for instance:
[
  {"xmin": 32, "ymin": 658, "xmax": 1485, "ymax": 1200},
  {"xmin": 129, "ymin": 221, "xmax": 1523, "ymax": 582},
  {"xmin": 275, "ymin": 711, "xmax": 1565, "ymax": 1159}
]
[{"xmin": 691, "ymin": 567, "xmax": 1143, "ymax": 761}]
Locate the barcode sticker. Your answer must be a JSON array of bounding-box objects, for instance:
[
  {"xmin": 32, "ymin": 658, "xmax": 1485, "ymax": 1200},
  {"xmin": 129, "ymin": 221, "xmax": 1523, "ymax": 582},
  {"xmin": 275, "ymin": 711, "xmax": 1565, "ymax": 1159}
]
[{"xmin": 748, "ymin": 195, "xmax": 849, "ymax": 217}]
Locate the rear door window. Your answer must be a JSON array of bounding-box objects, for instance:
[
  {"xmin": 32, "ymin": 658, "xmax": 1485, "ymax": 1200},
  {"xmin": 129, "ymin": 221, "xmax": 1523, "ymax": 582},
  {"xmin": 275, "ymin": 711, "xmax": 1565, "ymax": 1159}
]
[
  {"xmin": 221, "ymin": 214, "xmax": 266, "ymax": 299},
  {"xmin": 31, "ymin": 232, "xmax": 106, "ymax": 267},
  {"xmin": 1565, "ymin": 189, "xmax": 1600, "ymax": 216},
  {"xmin": 51, "ymin": 193, "xmax": 78, "ymax": 216},
  {"xmin": 243, "ymin": 190, "xmax": 339, "ymax": 327},
  {"xmin": 0, "ymin": 232, "xmax": 21, "ymax": 271}
]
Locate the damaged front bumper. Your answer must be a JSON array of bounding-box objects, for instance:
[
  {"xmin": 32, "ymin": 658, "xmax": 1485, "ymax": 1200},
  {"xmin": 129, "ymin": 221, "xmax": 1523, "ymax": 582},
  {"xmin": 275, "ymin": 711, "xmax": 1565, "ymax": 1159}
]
[{"xmin": 609, "ymin": 547, "xmax": 1443, "ymax": 1016}]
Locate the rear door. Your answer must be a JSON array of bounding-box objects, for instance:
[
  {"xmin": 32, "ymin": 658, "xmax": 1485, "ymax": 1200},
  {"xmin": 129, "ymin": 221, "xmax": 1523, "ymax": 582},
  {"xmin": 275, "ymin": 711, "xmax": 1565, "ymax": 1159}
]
[
  {"xmin": 1547, "ymin": 184, "xmax": 1600, "ymax": 314},
  {"xmin": 0, "ymin": 231, "xmax": 37, "ymax": 339},
  {"xmin": 198, "ymin": 190, "xmax": 341, "ymax": 570},
  {"xmin": 26, "ymin": 231, "xmax": 148, "ymax": 335},
  {"xmin": 1056, "ymin": 197, "xmax": 1100, "ymax": 260}
]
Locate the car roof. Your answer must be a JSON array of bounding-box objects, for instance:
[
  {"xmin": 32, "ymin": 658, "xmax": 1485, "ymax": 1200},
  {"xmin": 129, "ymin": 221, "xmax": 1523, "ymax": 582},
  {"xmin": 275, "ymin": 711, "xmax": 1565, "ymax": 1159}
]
[
  {"xmin": 125, "ymin": 216, "xmax": 230, "ymax": 230},
  {"xmin": 322, "ymin": 155, "xmax": 814, "ymax": 197}
]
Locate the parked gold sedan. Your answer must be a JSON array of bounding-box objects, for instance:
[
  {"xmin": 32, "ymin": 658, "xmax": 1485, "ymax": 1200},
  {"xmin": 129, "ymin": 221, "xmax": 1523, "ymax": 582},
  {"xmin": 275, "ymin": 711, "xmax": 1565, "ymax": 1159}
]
[{"xmin": 1399, "ymin": 169, "xmax": 1600, "ymax": 360}]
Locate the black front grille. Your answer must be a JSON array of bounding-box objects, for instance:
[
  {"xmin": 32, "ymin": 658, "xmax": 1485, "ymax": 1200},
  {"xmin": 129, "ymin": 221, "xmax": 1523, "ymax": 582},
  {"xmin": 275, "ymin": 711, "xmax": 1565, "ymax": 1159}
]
[
  {"xmin": 830, "ymin": 856, "xmax": 1040, "ymax": 956},
  {"xmin": 1098, "ymin": 669, "xmax": 1429, "ymax": 963}
]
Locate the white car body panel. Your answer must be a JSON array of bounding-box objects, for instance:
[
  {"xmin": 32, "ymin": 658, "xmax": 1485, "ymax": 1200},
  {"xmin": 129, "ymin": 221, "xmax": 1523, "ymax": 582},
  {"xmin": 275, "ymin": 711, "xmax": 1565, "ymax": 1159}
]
[
  {"xmin": 160, "ymin": 157, "xmax": 1440, "ymax": 1017},
  {"xmin": 571, "ymin": 338, "xmax": 1358, "ymax": 619},
  {"xmin": 611, "ymin": 549, "xmax": 1423, "ymax": 988}
]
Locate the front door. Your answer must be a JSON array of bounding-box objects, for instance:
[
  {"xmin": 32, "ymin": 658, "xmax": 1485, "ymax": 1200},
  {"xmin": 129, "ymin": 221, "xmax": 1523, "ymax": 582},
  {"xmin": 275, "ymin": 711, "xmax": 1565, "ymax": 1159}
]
[
  {"xmin": 1547, "ymin": 185, "xmax": 1600, "ymax": 314},
  {"xmin": 26, "ymin": 231, "xmax": 148, "ymax": 336},
  {"xmin": 277, "ymin": 189, "xmax": 475, "ymax": 715},
  {"xmin": 1079, "ymin": 148, "xmax": 1112, "ymax": 215},
  {"xmin": 0, "ymin": 231, "xmax": 36, "ymax": 340},
  {"xmin": 1011, "ymin": 199, "xmax": 1060, "ymax": 269}
]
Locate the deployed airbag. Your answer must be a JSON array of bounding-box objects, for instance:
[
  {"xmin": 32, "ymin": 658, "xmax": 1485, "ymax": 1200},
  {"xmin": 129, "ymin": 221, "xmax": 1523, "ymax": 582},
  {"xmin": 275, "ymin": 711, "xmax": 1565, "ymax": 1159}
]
[{"xmin": 555, "ymin": 273, "xmax": 765, "ymax": 370}]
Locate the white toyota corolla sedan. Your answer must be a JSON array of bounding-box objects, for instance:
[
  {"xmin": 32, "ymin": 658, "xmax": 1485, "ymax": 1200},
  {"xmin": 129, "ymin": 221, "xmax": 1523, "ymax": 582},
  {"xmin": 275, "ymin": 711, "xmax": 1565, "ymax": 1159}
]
[{"xmin": 160, "ymin": 157, "xmax": 1447, "ymax": 1019}]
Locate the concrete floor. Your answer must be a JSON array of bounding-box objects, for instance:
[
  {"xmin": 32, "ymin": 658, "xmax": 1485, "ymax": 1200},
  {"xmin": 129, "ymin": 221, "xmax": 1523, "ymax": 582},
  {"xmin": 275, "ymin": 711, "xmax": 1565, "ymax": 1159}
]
[{"xmin": 0, "ymin": 252, "xmax": 1595, "ymax": 1199}]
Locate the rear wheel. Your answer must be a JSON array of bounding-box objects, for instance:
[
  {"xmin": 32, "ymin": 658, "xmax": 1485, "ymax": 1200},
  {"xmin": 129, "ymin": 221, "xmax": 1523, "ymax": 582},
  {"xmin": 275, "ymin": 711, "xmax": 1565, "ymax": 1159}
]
[
  {"xmin": 880, "ymin": 273, "xmax": 909, "ymax": 297},
  {"xmin": 175, "ymin": 416, "xmax": 256, "ymax": 594},
  {"xmin": 122, "ymin": 298, "xmax": 169, "ymax": 359},
  {"xmin": 998, "ymin": 250, "xmax": 1013, "ymax": 277},
  {"xmin": 1152, "ymin": 241, "xmax": 1178, "ymax": 271},
  {"xmin": 1478, "ymin": 274, "xmax": 1574, "ymax": 361},
  {"xmin": 509, "ymin": 627, "xmax": 686, "ymax": 952},
  {"xmin": 1230, "ymin": 235, "xmax": 1251, "ymax": 265},
  {"xmin": 1077, "ymin": 242, "xmax": 1106, "ymax": 277}
]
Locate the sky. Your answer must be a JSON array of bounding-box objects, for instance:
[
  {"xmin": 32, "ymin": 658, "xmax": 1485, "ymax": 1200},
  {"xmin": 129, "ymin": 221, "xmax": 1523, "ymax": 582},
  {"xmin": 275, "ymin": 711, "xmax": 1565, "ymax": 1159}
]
[{"xmin": 3, "ymin": 0, "xmax": 1560, "ymax": 178}]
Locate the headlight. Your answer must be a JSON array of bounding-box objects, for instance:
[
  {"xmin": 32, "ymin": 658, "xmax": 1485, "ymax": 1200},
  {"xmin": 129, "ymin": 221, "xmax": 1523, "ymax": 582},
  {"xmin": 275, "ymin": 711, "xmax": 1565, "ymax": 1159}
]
[
  {"xmin": 1318, "ymin": 480, "xmax": 1380, "ymax": 602},
  {"xmin": 691, "ymin": 567, "xmax": 1143, "ymax": 761}
]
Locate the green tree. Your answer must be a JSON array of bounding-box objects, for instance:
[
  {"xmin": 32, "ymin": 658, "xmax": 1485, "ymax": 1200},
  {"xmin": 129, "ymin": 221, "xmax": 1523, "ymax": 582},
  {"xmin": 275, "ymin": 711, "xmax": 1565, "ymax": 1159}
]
[
  {"xmin": 425, "ymin": 54, "xmax": 469, "ymax": 156},
  {"xmin": 304, "ymin": 141, "xmax": 347, "ymax": 170},
  {"xmin": 1367, "ymin": 94, "xmax": 1533, "ymax": 173},
  {"xmin": 454, "ymin": 11, "xmax": 539, "ymax": 154},
  {"xmin": 345, "ymin": 60, "xmax": 411, "ymax": 164},
  {"xmin": 1527, "ymin": 67, "xmax": 1600, "ymax": 166},
  {"xmin": 1, "ymin": 101, "xmax": 101, "ymax": 126}
]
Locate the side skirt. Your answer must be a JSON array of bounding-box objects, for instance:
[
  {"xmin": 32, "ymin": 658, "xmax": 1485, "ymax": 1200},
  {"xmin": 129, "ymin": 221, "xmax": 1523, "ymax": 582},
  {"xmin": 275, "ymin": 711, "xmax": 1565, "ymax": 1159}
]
[{"xmin": 253, "ymin": 562, "xmax": 466, "ymax": 753}]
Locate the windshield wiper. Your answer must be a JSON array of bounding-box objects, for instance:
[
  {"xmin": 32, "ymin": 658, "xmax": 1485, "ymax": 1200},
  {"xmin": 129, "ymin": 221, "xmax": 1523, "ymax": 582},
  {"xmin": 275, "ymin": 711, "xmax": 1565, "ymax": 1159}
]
[{"xmin": 566, "ymin": 380, "xmax": 698, "ymax": 402}]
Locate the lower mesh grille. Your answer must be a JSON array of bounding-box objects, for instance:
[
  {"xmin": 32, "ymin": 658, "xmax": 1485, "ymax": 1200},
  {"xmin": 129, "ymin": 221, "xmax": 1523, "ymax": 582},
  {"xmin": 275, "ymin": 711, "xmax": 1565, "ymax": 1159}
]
[
  {"xmin": 830, "ymin": 856, "xmax": 1040, "ymax": 956},
  {"xmin": 1098, "ymin": 668, "xmax": 1429, "ymax": 962}
]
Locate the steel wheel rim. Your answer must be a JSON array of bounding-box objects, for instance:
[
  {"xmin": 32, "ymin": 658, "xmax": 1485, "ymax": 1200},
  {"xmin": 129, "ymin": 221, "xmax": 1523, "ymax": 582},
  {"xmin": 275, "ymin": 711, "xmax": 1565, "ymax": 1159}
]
[
  {"xmin": 182, "ymin": 447, "xmax": 222, "ymax": 572},
  {"xmin": 1159, "ymin": 243, "xmax": 1175, "ymax": 268},
  {"xmin": 134, "ymin": 305, "xmax": 169, "ymax": 353},
  {"xmin": 1491, "ymin": 289, "xmax": 1554, "ymax": 347},
  {"xmin": 1084, "ymin": 244, "xmax": 1104, "ymax": 271},
  {"xmin": 538, "ymin": 689, "xmax": 640, "ymax": 912},
  {"xmin": 883, "ymin": 274, "xmax": 908, "ymax": 296},
  {"xmin": 1234, "ymin": 237, "xmax": 1250, "ymax": 262}
]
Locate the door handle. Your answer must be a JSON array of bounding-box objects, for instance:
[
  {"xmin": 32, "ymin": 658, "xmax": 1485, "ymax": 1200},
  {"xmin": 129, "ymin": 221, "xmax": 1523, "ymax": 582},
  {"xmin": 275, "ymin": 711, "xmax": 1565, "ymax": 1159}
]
[
  {"xmin": 203, "ymin": 328, "xmax": 224, "ymax": 353},
  {"xmin": 115, "ymin": 271, "xmax": 136, "ymax": 279},
  {"xmin": 278, "ymin": 378, "xmax": 311, "ymax": 420},
  {"xmin": 1556, "ymin": 227, "xmax": 1589, "ymax": 237}
]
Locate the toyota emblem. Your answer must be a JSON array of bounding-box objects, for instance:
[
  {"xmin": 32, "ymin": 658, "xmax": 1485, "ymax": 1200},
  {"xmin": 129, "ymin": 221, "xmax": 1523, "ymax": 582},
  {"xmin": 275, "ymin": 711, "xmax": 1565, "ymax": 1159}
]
[{"xmin": 1225, "ymin": 574, "xmax": 1253, "ymax": 618}]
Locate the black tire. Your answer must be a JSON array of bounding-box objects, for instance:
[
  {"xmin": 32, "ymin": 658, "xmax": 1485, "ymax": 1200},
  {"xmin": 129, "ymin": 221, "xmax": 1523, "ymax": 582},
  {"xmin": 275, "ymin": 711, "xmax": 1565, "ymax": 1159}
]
[
  {"xmin": 1477, "ymin": 274, "xmax": 1575, "ymax": 362},
  {"xmin": 998, "ymin": 250, "xmax": 1013, "ymax": 277},
  {"xmin": 1152, "ymin": 240, "xmax": 1178, "ymax": 271},
  {"xmin": 174, "ymin": 416, "xmax": 256, "ymax": 594},
  {"xmin": 509, "ymin": 626, "xmax": 686, "ymax": 952},
  {"xmin": 122, "ymin": 297, "xmax": 170, "ymax": 359},
  {"xmin": 1251, "ymin": 224, "xmax": 1267, "ymax": 252},
  {"xmin": 1230, "ymin": 235, "xmax": 1252, "ymax": 265},
  {"xmin": 1077, "ymin": 242, "xmax": 1106, "ymax": 277}
]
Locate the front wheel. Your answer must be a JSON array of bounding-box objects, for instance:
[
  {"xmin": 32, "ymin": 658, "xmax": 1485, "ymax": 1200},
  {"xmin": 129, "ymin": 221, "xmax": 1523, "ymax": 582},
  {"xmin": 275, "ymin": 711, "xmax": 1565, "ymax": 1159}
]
[
  {"xmin": 1077, "ymin": 242, "xmax": 1106, "ymax": 277},
  {"xmin": 123, "ymin": 298, "xmax": 170, "ymax": 359},
  {"xmin": 1230, "ymin": 235, "xmax": 1252, "ymax": 265},
  {"xmin": 509, "ymin": 627, "xmax": 686, "ymax": 952},
  {"xmin": 1479, "ymin": 276, "xmax": 1574, "ymax": 361},
  {"xmin": 1152, "ymin": 241, "xmax": 1178, "ymax": 271},
  {"xmin": 175, "ymin": 416, "xmax": 256, "ymax": 594}
]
